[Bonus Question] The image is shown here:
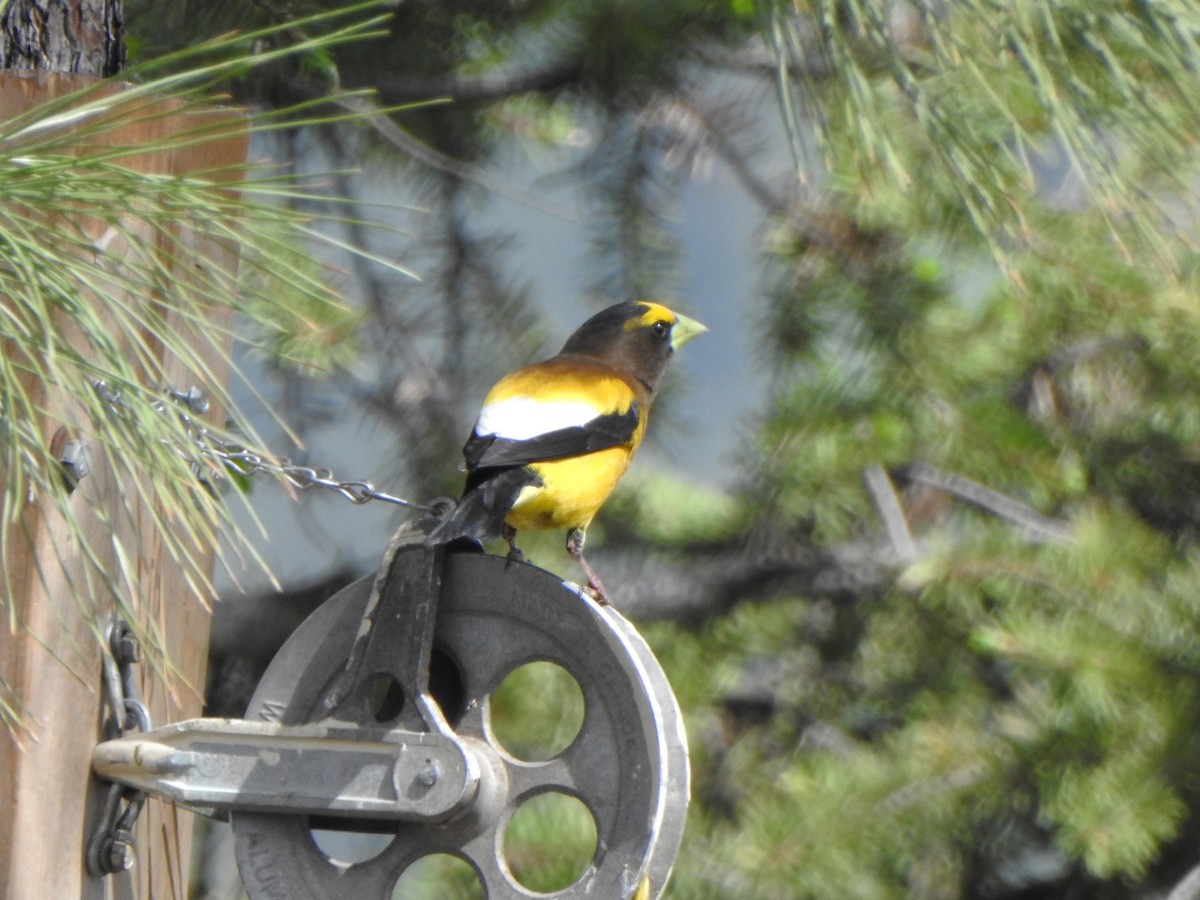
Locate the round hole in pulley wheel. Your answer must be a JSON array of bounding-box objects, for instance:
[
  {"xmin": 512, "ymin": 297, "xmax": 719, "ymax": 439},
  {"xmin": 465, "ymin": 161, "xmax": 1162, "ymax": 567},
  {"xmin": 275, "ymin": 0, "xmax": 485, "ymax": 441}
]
[
  {"xmin": 502, "ymin": 791, "xmax": 598, "ymax": 893},
  {"xmin": 359, "ymin": 649, "xmax": 465, "ymax": 727},
  {"xmin": 392, "ymin": 853, "xmax": 485, "ymax": 899},
  {"xmin": 489, "ymin": 660, "xmax": 585, "ymax": 761},
  {"xmin": 309, "ymin": 828, "xmax": 395, "ymax": 865}
]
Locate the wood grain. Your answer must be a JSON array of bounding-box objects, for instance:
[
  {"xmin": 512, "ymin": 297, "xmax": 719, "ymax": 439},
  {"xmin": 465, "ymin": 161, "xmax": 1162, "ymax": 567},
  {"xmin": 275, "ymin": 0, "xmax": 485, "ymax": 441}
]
[{"xmin": 0, "ymin": 71, "xmax": 247, "ymax": 900}]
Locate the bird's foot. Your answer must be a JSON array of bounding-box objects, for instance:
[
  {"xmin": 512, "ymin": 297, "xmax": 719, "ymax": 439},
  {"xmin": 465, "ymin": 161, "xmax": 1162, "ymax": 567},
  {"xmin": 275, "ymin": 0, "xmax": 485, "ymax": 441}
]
[
  {"xmin": 503, "ymin": 525, "xmax": 526, "ymax": 565},
  {"xmin": 584, "ymin": 577, "xmax": 612, "ymax": 607},
  {"xmin": 567, "ymin": 528, "xmax": 612, "ymax": 606}
]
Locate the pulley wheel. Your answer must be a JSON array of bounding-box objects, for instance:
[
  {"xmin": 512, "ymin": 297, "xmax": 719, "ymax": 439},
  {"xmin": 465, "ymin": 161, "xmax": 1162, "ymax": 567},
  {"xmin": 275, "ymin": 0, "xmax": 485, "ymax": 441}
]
[{"xmin": 231, "ymin": 550, "xmax": 689, "ymax": 899}]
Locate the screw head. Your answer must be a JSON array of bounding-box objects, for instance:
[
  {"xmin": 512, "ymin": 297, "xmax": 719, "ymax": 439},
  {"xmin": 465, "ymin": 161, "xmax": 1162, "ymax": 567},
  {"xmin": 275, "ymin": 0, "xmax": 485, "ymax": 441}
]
[{"xmin": 416, "ymin": 759, "xmax": 441, "ymax": 787}]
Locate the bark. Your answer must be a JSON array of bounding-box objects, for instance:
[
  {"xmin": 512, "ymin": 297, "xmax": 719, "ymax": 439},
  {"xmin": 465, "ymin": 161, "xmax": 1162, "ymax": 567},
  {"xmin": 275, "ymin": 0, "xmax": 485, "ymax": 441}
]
[{"xmin": 0, "ymin": 0, "xmax": 124, "ymax": 77}]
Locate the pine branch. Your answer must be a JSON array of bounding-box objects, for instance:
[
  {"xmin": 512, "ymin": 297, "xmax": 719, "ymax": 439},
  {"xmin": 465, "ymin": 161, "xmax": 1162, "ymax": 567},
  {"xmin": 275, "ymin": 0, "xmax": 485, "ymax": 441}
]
[
  {"xmin": 864, "ymin": 464, "xmax": 917, "ymax": 563},
  {"xmin": 896, "ymin": 463, "xmax": 1073, "ymax": 544},
  {"xmin": 374, "ymin": 59, "xmax": 585, "ymax": 104},
  {"xmin": 610, "ymin": 535, "xmax": 897, "ymax": 625},
  {"xmin": 673, "ymin": 91, "xmax": 841, "ymax": 251},
  {"xmin": 332, "ymin": 91, "xmax": 580, "ymax": 221}
]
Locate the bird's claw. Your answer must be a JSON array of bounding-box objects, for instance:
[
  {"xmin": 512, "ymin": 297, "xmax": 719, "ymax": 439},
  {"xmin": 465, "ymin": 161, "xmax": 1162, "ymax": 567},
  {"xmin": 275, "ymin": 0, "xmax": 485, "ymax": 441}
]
[
  {"xmin": 501, "ymin": 523, "xmax": 527, "ymax": 566},
  {"xmin": 585, "ymin": 581, "xmax": 612, "ymax": 606}
]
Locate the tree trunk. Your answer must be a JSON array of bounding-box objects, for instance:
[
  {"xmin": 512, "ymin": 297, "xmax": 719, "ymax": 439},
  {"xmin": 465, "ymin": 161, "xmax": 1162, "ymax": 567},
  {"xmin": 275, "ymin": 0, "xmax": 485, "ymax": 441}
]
[{"xmin": 0, "ymin": 0, "xmax": 125, "ymax": 77}]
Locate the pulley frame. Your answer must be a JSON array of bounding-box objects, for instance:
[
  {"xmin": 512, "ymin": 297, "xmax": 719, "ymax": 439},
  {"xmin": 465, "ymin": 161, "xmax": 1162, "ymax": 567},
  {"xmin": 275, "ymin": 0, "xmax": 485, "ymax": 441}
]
[{"xmin": 91, "ymin": 531, "xmax": 690, "ymax": 900}]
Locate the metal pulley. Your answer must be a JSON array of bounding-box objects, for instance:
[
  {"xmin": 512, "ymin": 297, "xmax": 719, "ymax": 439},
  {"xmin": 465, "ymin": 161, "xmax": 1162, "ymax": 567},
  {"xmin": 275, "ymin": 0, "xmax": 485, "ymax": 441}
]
[{"xmin": 92, "ymin": 527, "xmax": 690, "ymax": 899}]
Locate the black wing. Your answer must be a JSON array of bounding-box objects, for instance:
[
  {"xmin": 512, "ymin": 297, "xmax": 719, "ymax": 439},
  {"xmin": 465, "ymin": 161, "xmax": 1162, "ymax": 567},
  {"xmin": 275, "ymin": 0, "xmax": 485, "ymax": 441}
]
[{"xmin": 463, "ymin": 404, "xmax": 639, "ymax": 471}]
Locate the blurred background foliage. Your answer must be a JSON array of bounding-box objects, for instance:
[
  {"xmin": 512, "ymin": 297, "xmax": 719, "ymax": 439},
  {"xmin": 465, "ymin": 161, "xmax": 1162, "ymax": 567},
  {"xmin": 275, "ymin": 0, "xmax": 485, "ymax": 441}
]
[{"xmin": 97, "ymin": 0, "xmax": 1200, "ymax": 896}]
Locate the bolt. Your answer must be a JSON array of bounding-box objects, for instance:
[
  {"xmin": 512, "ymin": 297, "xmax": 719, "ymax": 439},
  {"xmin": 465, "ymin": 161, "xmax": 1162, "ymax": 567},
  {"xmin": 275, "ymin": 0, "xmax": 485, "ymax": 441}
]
[
  {"xmin": 103, "ymin": 836, "xmax": 134, "ymax": 873},
  {"xmin": 168, "ymin": 386, "xmax": 209, "ymax": 415},
  {"xmin": 60, "ymin": 440, "xmax": 91, "ymax": 482},
  {"xmin": 416, "ymin": 759, "xmax": 440, "ymax": 788},
  {"xmin": 49, "ymin": 426, "xmax": 91, "ymax": 493}
]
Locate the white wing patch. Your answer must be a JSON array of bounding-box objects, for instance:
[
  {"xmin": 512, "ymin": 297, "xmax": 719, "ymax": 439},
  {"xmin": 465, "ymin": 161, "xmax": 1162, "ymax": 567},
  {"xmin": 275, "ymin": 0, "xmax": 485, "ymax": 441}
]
[{"xmin": 475, "ymin": 397, "xmax": 603, "ymax": 440}]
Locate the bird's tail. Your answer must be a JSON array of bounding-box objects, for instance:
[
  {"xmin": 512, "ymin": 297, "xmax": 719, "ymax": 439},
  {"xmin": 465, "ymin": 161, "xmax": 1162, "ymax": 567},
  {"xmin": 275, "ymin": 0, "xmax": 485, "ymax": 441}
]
[
  {"xmin": 422, "ymin": 489, "xmax": 500, "ymax": 546},
  {"xmin": 422, "ymin": 467, "xmax": 540, "ymax": 547}
]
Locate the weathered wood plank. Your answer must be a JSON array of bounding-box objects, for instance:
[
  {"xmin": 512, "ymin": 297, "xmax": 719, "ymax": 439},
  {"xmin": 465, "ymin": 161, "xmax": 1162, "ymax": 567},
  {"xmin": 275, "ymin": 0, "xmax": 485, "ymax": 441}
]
[{"xmin": 0, "ymin": 71, "xmax": 246, "ymax": 900}]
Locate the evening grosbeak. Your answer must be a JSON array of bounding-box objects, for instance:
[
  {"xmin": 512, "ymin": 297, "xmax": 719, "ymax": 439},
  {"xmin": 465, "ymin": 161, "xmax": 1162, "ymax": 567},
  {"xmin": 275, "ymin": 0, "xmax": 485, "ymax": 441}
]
[{"xmin": 424, "ymin": 301, "xmax": 707, "ymax": 605}]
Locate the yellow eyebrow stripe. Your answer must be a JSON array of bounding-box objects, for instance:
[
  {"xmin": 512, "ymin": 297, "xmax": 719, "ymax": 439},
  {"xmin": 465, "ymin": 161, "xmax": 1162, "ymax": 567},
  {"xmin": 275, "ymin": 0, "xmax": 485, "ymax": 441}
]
[{"xmin": 623, "ymin": 301, "xmax": 677, "ymax": 331}]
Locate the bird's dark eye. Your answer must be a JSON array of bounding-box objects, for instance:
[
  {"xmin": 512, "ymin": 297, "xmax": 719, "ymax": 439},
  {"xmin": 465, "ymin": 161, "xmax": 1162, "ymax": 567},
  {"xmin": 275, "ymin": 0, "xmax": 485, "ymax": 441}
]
[{"xmin": 652, "ymin": 320, "xmax": 669, "ymax": 339}]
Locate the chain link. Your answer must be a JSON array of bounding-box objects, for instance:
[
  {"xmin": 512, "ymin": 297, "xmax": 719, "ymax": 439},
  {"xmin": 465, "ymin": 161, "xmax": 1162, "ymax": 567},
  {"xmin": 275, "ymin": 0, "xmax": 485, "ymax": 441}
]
[
  {"xmin": 92, "ymin": 380, "xmax": 431, "ymax": 512},
  {"xmin": 88, "ymin": 620, "xmax": 152, "ymax": 877}
]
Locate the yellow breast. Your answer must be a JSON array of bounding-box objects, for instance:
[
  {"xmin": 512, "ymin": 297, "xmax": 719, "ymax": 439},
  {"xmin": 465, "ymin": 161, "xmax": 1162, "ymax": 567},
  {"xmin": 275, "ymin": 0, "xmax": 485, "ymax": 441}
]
[{"xmin": 505, "ymin": 445, "xmax": 636, "ymax": 532}]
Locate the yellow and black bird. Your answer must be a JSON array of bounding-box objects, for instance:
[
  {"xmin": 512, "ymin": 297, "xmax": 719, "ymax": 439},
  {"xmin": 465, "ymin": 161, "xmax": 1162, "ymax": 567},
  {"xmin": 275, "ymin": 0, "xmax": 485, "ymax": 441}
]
[{"xmin": 424, "ymin": 301, "xmax": 707, "ymax": 605}]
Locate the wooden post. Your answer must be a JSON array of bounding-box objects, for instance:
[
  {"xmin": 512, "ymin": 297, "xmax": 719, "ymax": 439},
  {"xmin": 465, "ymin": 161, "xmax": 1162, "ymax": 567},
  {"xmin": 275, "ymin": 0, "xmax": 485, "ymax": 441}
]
[{"xmin": 0, "ymin": 71, "xmax": 247, "ymax": 900}]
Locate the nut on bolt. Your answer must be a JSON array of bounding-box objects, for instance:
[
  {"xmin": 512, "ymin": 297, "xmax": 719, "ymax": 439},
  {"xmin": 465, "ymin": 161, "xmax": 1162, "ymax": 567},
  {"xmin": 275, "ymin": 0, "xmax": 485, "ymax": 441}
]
[
  {"xmin": 102, "ymin": 836, "xmax": 134, "ymax": 873},
  {"xmin": 49, "ymin": 425, "xmax": 91, "ymax": 493}
]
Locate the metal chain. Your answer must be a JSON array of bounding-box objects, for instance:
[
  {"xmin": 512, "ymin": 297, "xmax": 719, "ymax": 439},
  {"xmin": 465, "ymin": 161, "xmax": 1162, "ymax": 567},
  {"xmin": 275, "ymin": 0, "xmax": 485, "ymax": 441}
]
[
  {"xmin": 92, "ymin": 380, "xmax": 431, "ymax": 512},
  {"xmin": 87, "ymin": 620, "xmax": 151, "ymax": 877}
]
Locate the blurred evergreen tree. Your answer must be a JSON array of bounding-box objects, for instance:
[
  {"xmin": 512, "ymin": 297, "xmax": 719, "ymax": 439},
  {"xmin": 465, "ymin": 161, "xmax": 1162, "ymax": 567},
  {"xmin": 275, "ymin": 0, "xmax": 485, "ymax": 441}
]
[
  {"xmin": 119, "ymin": 2, "xmax": 1200, "ymax": 897},
  {"xmin": 651, "ymin": 2, "xmax": 1200, "ymax": 898}
]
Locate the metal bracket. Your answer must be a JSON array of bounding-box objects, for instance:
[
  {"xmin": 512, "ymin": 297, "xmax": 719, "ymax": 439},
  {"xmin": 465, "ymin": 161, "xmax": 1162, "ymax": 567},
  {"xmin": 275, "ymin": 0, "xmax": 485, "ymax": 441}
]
[
  {"xmin": 92, "ymin": 718, "xmax": 478, "ymax": 821},
  {"xmin": 313, "ymin": 525, "xmax": 449, "ymax": 732},
  {"xmin": 90, "ymin": 530, "xmax": 479, "ymax": 825}
]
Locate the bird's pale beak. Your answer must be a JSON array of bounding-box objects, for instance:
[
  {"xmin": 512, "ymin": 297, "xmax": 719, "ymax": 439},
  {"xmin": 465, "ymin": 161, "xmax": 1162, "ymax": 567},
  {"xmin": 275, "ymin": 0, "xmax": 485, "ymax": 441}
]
[{"xmin": 670, "ymin": 313, "xmax": 708, "ymax": 350}]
